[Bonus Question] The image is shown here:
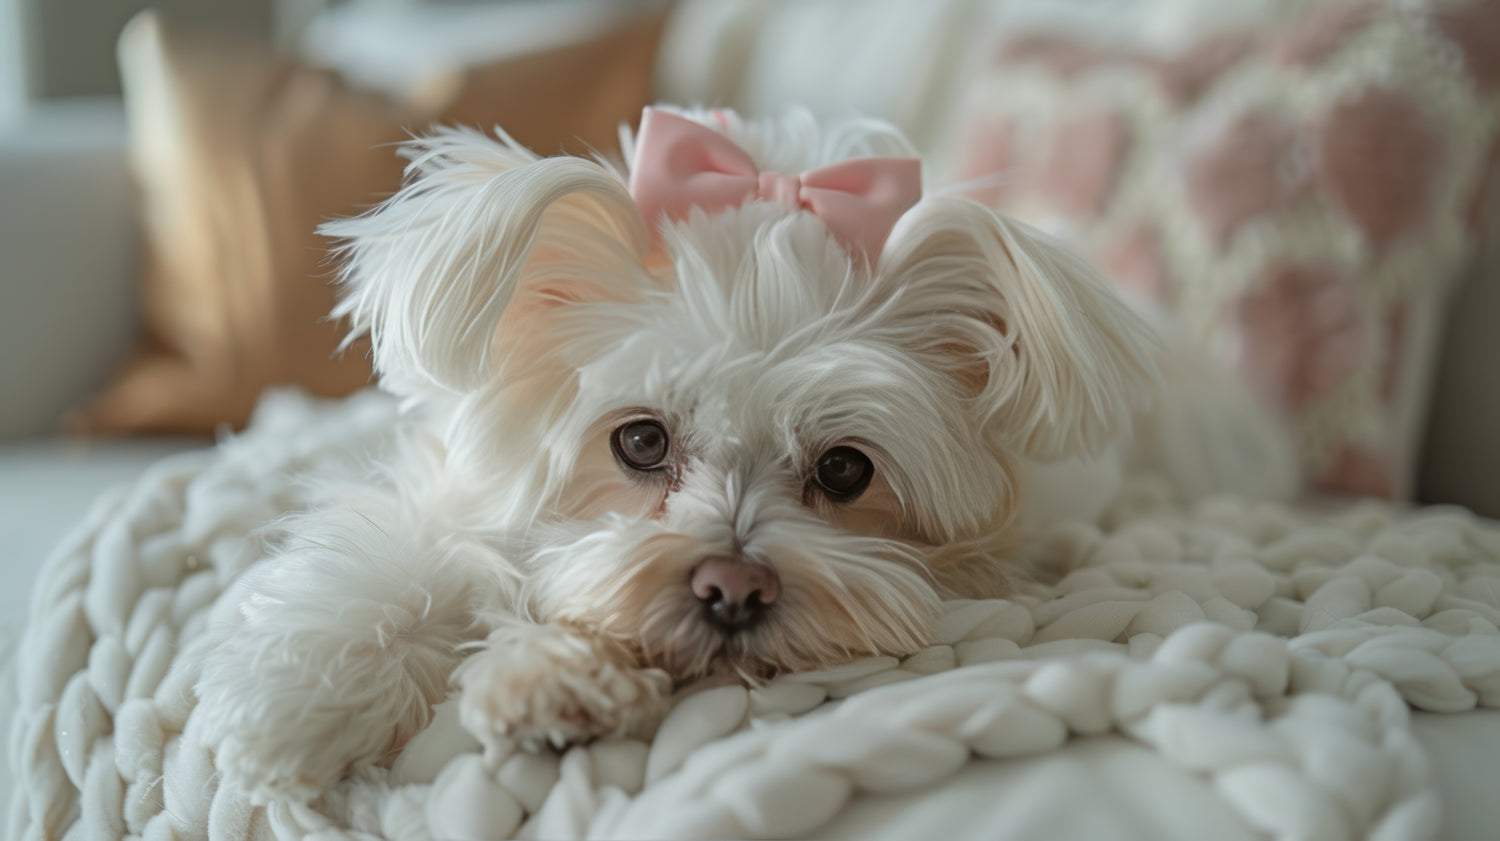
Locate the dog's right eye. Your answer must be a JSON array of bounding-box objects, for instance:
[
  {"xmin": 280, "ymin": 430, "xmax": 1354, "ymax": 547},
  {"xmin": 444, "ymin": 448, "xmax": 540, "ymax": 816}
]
[
  {"xmin": 612, "ymin": 420, "xmax": 670, "ymax": 471},
  {"xmin": 812, "ymin": 446, "xmax": 874, "ymax": 502}
]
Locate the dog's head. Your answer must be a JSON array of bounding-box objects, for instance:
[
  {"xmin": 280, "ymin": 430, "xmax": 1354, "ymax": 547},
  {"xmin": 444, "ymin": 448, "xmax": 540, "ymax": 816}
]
[{"xmin": 325, "ymin": 107, "xmax": 1157, "ymax": 683}]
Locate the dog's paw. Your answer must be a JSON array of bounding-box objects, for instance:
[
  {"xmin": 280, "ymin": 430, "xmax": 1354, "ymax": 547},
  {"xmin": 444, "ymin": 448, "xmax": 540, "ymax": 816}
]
[
  {"xmin": 455, "ymin": 625, "xmax": 672, "ymax": 751},
  {"xmin": 204, "ymin": 728, "xmax": 343, "ymax": 805},
  {"xmin": 189, "ymin": 624, "xmax": 437, "ymax": 804}
]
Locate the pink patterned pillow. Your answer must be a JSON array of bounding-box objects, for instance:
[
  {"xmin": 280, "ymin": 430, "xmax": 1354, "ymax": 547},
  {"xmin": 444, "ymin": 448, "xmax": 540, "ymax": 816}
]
[{"xmin": 949, "ymin": 0, "xmax": 1500, "ymax": 499}]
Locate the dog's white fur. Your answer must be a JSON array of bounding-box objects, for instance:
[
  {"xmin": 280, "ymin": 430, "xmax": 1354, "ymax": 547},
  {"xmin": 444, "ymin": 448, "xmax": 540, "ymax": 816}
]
[{"xmin": 191, "ymin": 107, "xmax": 1292, "ymax": 804}]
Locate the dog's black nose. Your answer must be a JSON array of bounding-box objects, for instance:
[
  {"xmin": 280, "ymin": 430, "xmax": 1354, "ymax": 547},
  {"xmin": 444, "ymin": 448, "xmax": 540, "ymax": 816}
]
[{"xmin": 690, "ymin": 557, "xmax": 779, "ymax": 631}]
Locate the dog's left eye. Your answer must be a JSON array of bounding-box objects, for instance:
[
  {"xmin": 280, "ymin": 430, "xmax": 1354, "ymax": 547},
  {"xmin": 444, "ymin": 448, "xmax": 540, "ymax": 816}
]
[
  {"xmin": 813, "ymin": 446, "xmax": 874, "ymax": 501},
  {"xmin": 613, "ymin": 420, "xmax": 669, "ymax": 471}
]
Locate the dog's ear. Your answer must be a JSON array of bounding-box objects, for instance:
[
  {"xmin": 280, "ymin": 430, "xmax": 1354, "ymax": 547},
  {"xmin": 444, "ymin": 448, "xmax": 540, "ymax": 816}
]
[
  {"xmin": 324, "ymin": 127, "xmax": 650, "ymax": 399},
  {"xmin": 878, "ymin": 197, "xmax": 1160, "ymax": 460}
]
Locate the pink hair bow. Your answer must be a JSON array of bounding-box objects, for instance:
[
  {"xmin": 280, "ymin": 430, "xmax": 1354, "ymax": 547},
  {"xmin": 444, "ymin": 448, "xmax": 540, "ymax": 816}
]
[{"xmin": 628, "ymin": 107, "xmax": 922, "ymax": 260}]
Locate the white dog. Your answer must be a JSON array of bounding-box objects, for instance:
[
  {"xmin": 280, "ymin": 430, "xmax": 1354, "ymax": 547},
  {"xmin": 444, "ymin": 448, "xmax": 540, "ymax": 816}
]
[{"xmin": 191, "ymin": 106, "xmax": 1295, "ymax": 804}]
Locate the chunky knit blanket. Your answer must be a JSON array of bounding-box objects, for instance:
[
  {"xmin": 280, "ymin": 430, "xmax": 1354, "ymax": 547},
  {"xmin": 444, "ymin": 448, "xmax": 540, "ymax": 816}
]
[{"xmin": 9, "ymin": 390, "xmax": 1500, "ymax": 841}]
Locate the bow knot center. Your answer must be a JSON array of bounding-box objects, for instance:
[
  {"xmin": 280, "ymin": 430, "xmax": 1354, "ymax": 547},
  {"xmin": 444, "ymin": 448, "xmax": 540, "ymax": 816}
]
[{"xmin": 756, "ymin": 171, "xmax": 803, "ymax": 208}]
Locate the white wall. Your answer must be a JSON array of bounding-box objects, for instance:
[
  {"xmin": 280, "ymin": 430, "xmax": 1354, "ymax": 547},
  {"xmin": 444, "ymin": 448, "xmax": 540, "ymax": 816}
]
[
  {"xmin": 0, "ymin": 0, "xmax": 27, "ymax": 123},
  {"xmin": 16, "ymin": 0, "xmax": 272, "ymax": 100}
]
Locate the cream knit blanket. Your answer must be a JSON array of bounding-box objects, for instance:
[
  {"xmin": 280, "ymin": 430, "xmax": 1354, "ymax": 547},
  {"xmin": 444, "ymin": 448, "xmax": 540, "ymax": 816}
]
[{"xmin": 9, "ymin": 390, "xmax": 1500, "ymax": 841}]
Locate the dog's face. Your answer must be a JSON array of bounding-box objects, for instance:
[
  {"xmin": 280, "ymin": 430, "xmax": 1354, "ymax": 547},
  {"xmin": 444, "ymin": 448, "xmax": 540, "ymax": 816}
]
[
  {"xmin": 327, "ymin": 110, "xmax": 1157, "ymax": 684},
  {"xmin": 513, "ymin": 207, "xmax": 1023, "ymax": 681}
]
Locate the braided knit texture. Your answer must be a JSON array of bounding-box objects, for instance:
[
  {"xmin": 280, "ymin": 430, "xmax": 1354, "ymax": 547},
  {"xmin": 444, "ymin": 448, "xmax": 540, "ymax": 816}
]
[{"xmin": 9, "ymin": 389, "xmax": 1500, "ymax": 841}]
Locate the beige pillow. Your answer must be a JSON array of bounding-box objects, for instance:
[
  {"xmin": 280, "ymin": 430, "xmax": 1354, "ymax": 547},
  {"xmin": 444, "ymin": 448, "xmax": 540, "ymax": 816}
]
[
  {"xmin": 947, "ymin": 0, "xmax": 1500, "ymax": 499},
  {"xmin": 77, "ymin": 9, "xmax": 665, "ymax": 434}
]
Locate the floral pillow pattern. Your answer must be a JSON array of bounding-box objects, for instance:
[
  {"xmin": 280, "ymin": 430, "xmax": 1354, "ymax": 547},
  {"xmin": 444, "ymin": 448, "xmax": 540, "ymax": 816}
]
[{"xmin": 950, "ymin": 0, "xmax": 1500, "ymax": 499}]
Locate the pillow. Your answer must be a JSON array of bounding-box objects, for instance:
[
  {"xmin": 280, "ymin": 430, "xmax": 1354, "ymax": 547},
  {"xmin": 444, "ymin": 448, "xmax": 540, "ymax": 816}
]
[
  {"xmin": 948, "ymin": 0, "xmax": 1500, "ymax": 499},
  {"xmin": 76, "ymin": 9, "xmax": 665, "ymax": 435}
]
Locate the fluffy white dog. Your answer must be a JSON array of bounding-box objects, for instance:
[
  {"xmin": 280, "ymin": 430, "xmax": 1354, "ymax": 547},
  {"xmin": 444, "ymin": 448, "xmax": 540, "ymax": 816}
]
[{"xmin": 191, "ymin": 106, "xmax": 1295, "ymax": 804}]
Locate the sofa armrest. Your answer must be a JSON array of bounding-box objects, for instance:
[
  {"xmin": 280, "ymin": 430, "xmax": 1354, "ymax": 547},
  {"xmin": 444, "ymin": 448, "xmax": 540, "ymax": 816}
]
[
  {"xmin": 0, "ymin": 98, "xmax": 138, "ymax": 439},
  {"xmin": 1418, "ymin": 252, "xmax": 1500, "ymax": 518}
]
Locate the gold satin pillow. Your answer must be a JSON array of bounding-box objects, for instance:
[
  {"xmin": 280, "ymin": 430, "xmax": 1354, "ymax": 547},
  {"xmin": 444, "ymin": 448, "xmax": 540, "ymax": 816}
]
[{"xmin": 78, "ymin": 9, "xmax": 664, "ymax": 434}]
